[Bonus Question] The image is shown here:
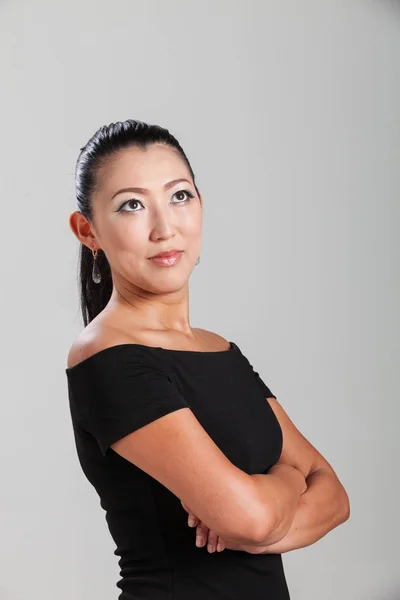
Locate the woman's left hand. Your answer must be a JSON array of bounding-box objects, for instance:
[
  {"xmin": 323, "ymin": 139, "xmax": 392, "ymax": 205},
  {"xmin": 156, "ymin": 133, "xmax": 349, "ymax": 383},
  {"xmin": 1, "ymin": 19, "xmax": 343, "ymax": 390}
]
[
  {"xmin": 180, "ymin": 500, "xmax": 228, "ymax": 552},
  {"xmin": 180, "ymin": 500, "xmax": 270, "ymax": 554}
]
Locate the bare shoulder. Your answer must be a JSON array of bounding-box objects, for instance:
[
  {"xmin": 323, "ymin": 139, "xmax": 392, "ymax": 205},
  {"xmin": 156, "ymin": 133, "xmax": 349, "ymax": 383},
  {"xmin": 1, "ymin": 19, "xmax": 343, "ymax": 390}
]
[
  {"xmin": 66, "ymin": 326, "xmax": 230, "ymax": 368},
  {"xmin": 194, "ymin": 328, "xmax": 231, "ymax": 351},
  {"xmin": 66, "ymin": 325, "xmax": 129, "ymax": 369}
]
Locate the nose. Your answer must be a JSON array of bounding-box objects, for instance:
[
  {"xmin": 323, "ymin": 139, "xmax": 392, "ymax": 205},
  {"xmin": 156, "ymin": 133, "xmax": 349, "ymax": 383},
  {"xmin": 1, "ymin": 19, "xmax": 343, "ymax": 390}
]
[{"xmin": 149, "ymin": 208, "xmax": 175, "ymax": 242}]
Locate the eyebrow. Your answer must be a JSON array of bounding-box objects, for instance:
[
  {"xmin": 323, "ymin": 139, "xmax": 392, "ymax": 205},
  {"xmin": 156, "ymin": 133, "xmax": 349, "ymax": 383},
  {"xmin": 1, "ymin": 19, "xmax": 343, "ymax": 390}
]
[{"xmin": 110, "ymin": 178, "xmax": 193, "ymax": 200}]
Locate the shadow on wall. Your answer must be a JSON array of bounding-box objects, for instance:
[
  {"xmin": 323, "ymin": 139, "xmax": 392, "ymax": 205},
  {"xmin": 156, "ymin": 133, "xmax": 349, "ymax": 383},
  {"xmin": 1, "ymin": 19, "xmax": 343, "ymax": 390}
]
[
  {"xmin": 373, "ymin": 0, "xmax": 400, "ymax": 23},
  {"xmin": 372, "ymin": 587, "xmax": 400, "ymax": 600}
]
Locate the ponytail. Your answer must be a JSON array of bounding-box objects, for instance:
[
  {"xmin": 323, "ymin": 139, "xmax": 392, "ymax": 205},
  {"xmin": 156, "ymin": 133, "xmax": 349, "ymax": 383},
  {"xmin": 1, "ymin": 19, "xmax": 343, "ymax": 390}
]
[{"xmin": 78, "ymin": 245, "xmax": 113, "ymax": 327}]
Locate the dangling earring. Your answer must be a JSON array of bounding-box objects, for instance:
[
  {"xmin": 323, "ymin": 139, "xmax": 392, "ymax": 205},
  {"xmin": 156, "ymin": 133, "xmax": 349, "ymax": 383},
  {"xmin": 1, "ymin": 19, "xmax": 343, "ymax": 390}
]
[
  {"xmin": 196, "ymin": 255, "xmax": 200, "ymax": 266},
  {"xmin": 92, "ymin": 248, "xmax": 101, "ymax": 284}
]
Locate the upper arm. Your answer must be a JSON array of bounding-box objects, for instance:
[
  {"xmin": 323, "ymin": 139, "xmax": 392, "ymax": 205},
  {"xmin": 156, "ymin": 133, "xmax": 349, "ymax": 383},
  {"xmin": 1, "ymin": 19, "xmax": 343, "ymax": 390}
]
[
  {"xmin": 111, "ymin": 407, "xmax": 268, "ymax": 543},
  {"xmin": 68, "ymin": 340, "xmax": 267, "ymax": 544},
  {"xmin": 266, "ymin": 396, "xmax": 338, "ymax": 480}
]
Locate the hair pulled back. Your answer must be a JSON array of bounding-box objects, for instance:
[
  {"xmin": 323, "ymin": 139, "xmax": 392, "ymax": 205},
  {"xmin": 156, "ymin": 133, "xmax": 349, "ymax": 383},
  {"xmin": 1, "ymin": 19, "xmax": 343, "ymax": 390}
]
[{"xmin": 74, "ymin": 119, "xmax": 199, "ymax": 327}]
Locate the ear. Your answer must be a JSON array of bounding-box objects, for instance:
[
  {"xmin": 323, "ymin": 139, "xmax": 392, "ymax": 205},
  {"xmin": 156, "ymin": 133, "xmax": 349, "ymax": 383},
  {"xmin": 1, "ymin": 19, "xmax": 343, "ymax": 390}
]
[{"xmin": 69, "ymin": 210, "xmax": 97, "ymax": 249}]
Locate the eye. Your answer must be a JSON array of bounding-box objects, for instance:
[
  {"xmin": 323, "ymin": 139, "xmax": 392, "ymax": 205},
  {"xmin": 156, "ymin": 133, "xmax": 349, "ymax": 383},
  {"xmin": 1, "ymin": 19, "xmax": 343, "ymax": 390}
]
[
  {"xmin": 117, "ymin": 198, "xmax": 143, "ymax": 213},
  {"xmin": 172, "ymin": 189, "xmax": 195, "ymax": 203},
  {"xmin": 117, "ymin": 189, "xmax": 195, "ymax": 213}
]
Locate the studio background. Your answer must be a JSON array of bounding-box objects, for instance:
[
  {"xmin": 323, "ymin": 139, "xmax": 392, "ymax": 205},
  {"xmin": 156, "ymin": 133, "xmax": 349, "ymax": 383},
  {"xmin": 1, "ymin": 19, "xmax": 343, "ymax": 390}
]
[{"xmin": 0, "ymin": 1, "xmax": 398, "ymax": 599}]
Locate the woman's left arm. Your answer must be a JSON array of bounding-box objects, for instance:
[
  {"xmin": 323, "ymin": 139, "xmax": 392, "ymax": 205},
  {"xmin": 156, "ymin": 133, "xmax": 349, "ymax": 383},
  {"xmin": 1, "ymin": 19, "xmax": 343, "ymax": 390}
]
[
  {"xmin": 182, "ymin": 396, "xmax": 350, "ymax": 554},
  {"xmin": 253, "ymin": 396, "xmax": 350, "ymax": 554},
  {"xmin": 253, "ymin": 465, "xmax": 348, "ymax": 553}
]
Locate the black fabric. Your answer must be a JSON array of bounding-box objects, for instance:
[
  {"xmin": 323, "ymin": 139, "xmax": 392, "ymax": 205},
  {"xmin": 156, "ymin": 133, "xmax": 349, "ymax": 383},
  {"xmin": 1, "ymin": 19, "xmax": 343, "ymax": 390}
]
[{"xmin": 65, "ymin": 340, "xmax": 289, "ymax": 599}]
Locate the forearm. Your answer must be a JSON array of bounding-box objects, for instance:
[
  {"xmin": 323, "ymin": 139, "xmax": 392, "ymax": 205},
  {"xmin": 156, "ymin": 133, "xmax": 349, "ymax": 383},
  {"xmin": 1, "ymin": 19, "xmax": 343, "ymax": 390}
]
[
  {"xmin": 250, "ymin": 464, "xmax": 307, "ymax": 545},
  {"xmin": 257, "ymin": 467, "xmax": 350, "ymax": 553}
]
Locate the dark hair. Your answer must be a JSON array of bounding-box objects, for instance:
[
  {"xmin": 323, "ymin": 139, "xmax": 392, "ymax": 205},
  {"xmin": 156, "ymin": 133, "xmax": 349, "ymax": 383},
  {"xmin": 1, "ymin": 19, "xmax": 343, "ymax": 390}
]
[{"xmin": 74, "ymin": 119, "xmax": 200, "ymax": 327}]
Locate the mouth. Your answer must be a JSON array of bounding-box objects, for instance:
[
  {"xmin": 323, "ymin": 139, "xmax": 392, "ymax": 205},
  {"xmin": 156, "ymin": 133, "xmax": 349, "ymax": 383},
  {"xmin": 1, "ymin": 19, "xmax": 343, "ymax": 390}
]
[
  {"xmin": 149, "ymin": 249, "xmax": 183, "ymax": 259},
  {"xmin": 148, "ymin": 250, "xmax": 183, "ymax": 267}
]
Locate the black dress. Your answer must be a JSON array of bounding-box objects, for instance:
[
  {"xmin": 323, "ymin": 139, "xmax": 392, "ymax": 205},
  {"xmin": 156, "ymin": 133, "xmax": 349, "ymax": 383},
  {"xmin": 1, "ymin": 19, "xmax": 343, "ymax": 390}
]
[{"xmin": 65, "ymin": 340, "xmax": 290, "ymax": 599}]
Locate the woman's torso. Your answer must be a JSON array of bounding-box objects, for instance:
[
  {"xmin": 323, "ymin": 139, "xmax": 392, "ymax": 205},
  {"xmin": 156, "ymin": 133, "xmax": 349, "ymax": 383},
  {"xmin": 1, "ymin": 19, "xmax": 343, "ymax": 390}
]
[{"xmin": 66, "ymin": 334, "xmax": 289, "ymax": 599}]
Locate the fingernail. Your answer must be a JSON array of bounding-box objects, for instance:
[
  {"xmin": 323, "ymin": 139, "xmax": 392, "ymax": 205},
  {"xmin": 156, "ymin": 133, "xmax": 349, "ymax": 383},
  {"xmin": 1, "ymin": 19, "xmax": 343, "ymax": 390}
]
[
  {"xmin": 217, "ymin": 542, "xmax": 222, "ymax": 552},
  {"xmin": 208, "ymin": 543, "xmax": 214, "ymax": 553},
  {"xmin": 188, "ymin": 516, "xmax": 196, "ymax": 527},
  {"xmin": 196, "ymin": 536, "xmax": 203, "ymax": 547}
]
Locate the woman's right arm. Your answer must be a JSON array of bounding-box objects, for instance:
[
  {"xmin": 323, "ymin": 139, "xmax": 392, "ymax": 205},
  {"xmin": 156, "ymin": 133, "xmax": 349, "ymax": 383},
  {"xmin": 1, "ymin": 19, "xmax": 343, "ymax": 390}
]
[
  {"xmin": 69, "ymin": 339, "xmax": 305, "ymax": 547},
  {"xmin": 249, "ymin": 464, "xmax": 307, "ymax": 545},
  {"xmin": 110, "ymin": 407, "xmax": 306, "ymax": 546}
]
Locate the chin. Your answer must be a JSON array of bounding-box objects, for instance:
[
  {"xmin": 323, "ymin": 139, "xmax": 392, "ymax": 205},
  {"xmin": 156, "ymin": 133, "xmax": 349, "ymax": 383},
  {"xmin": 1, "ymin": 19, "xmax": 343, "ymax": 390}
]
[{"xmin": 144, "ymin": 275, "xmax": 188, "ymax": 294}]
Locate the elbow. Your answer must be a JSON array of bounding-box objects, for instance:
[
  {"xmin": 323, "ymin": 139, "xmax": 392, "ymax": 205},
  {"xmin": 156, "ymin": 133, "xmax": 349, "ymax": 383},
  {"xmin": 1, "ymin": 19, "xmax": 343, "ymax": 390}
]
[
  {"xmin": 239, "ymin": 498, "xmax": 277, "ymax": 546},
  {"xmin": 228, "ymin": 508, "xmax": 275, "ymax": 546},
  {"xmin": 249, "ymin": 516, "xmax": 276, "ymax": 545},
  {"xmin": 248, "ymin": 498, "xmax": 283, "ymax": 546},
  {"xmin": 338, "ymin": 486, "xmax": 351, "ymax": 524},
  {"xmin": 220, "ymin": 480, "xmax": 276, "ymax": 546},
  {"xmin": 329, "ymin": 482, "xmax": 350, "ymax": 529}
]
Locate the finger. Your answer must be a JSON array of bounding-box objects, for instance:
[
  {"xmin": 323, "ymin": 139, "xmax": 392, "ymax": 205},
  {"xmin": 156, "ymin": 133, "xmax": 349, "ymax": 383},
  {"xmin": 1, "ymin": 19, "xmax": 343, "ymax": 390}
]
[
  {"xmin": 180, "ymin": 501, "xmax": 199, "ymax": 527},
  {"xmin": 216, "ymin": 537, "xmax": 226, "ymax": 552},
  {"xmin": 195, "ymin": 522, "xmax": 209, "ymax": 548},
  {"xmin": 188, "ymin": 513, "xmax": 199, "ymax": 527},
  {"xmin": 206, "ymin": 529, "xmax": 219, "ymax": 553}
]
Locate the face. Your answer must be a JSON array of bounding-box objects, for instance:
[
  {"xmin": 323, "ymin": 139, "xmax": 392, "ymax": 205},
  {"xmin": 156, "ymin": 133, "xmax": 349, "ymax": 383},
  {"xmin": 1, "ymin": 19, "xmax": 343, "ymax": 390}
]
[{"xmin": 74, "ymin": 144, "xmax": 202, "ymax": 295}]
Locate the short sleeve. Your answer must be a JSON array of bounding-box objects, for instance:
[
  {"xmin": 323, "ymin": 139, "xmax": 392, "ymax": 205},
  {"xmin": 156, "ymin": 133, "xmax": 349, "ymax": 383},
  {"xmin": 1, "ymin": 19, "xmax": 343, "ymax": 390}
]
[
  {"xmin": 67, "ymin": 346, "xmax": 190, "ymax": 456},
  {"xmin": 233, "ymin": 343, "xmax": 277, "ymax": 399},
  {"xmin": 252, "ymin": 367, "xmax": 277, "ymax": 399},
  {"xmin": 243, "ymin": 352, "xmax": 276, "ymax": 399}
]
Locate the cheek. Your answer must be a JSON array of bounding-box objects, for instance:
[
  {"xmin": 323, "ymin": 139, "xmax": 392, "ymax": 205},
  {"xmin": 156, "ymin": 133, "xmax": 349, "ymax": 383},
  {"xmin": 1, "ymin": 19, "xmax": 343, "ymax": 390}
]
[
  {"xmin": 182, "ymin": 208, "xmax": 202, "ymax": 238},
  {"xmin": 105, "ymin": 220, "xmax": 147, "ymax": 263}
]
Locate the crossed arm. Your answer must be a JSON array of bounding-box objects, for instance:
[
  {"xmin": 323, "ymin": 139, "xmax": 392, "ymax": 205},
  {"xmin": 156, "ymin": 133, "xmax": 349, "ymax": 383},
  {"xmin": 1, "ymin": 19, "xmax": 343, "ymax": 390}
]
[{"xmin": 183, "ymin": 396, "xmax": 350, "ymax": 554}]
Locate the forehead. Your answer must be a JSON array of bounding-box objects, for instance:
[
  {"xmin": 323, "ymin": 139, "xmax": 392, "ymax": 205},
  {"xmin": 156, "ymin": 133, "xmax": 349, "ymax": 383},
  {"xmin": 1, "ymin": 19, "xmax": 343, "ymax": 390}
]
[{"xmin": 97, "ymin": 144, "xmax": 190, "ymax": 194}]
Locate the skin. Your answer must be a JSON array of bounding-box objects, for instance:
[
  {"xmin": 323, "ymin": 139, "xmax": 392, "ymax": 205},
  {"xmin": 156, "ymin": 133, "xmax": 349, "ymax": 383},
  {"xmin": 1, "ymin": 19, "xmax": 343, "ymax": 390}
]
[
  {"xmin": 69, "ymin": 142, "xmax": 350, "ymax": 555},
  {"xmin": 182, "ymin": 399, "xmax": 350, "ymax": 554},
  {"xmin": 69, "ymin": 143, "xmax": 204, "ymax": 346}
]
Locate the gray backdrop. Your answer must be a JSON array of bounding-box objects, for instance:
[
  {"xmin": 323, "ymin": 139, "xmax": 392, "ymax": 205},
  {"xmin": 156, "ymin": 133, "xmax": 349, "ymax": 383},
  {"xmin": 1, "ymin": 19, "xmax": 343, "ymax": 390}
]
[{"xmin": 0, "ymin": 1, "xmax": 398, "ymax": 599}]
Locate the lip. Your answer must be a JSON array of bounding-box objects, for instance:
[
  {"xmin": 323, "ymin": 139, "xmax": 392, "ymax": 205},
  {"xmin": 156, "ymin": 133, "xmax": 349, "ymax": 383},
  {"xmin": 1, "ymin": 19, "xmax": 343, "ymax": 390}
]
[
  {"xmin": 149, "ymin": 249, "xmax": 183, "ymax": 259},
  {"xmin": 149, "ymin": 250, "xmax": 183, "ymax": 267}
]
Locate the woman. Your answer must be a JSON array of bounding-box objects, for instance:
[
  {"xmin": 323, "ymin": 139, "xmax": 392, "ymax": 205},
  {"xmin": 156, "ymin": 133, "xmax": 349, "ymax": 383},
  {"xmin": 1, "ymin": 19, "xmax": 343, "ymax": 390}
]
[{"xmin": 66, "ymin": 119, "xmax": 350, "ymax": 599}]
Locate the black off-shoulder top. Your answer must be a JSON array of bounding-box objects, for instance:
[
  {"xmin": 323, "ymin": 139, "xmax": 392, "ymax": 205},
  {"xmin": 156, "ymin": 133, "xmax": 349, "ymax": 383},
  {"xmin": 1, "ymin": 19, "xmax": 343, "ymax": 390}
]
[{"xmin": 65, "ymin": 340, "xmax": 289, "ymax": 599}]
